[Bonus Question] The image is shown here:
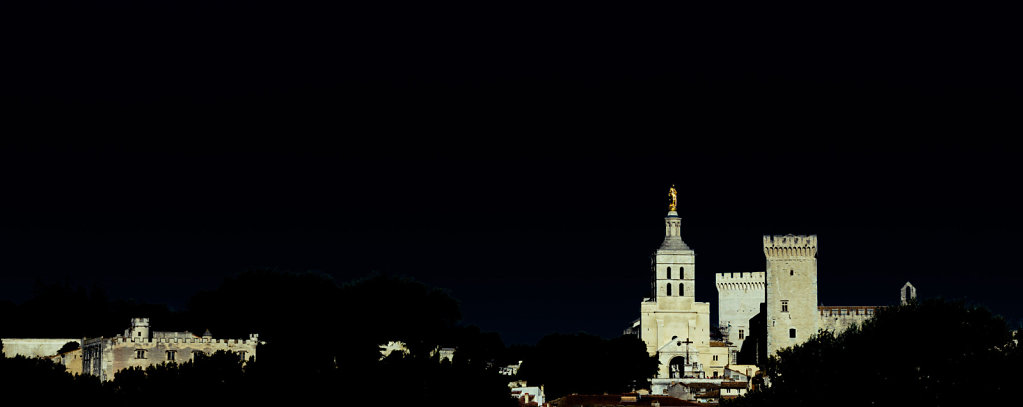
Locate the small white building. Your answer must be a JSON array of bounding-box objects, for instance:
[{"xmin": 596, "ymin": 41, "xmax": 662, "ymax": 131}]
[{"xmin": 509, "ymin": 383, "xmax": 545, "ymax": 406}]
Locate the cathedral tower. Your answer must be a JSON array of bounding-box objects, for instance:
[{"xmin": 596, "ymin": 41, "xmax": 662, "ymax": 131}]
[
  {"xmin": 639, "ymin": 187, "xmax": 727, "ymax": 386},
  {"xmin": 655, "ymin": 210, "xmax": 696, "ymax": 302},
  {"xmin": 764, "ymin": 234, "xmax": 818, "ymax": 356}
]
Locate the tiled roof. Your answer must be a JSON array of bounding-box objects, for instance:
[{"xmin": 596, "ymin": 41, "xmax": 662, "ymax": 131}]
[
  {"xmin": 698, "ymin": 390, "xmax": 720, "ymax": 398},
  {"xmin": 682, "ymin": 382, "xmax": 718, "ymax": 390}
]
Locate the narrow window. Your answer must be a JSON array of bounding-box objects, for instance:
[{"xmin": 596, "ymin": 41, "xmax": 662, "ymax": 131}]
[
  {"xmin": 679, "ymin": 283, "xmax": 684, "ymax": 296},
  {"xmin": 789, "ymin": 328, "xmax": 796, "ymax": 338},
  {"xmin": 667, "ymin": 267, "xmax": 672, "ymax": 279},
  {"xmin": 790, "ymin": 269, "xmax": 794, "ymax": 276},
  {"xmin": 137, "ymin": 332, "xmax": 141, "ymax": 337},
  {"xmin": 666, "ymin": 283, "xmax": 672, "ymax": 296},
  {"xmin": 680, "ymin": 267, "xmax": 685, "ymax": 278},
  {"xmin": 136, "ymin": 350, "xmax": 145, "ymax": 359},
  {"xmin": 239, "ymin": 351, "xmax": 247, "ymax": 361},
  {"xmin": 712, "ymin": 355, "xmax": 718, "ymax": 361},
  {"xmin": 781, "ymin": 300, "xmax": 789, "ymax": 313},
  {"xmin": 166, "ymin": 350, "xmax": 175, "ymax": 361},
  {"xmin": 738, "ymin": 329, "xmax": 745, "ymax": 339}
]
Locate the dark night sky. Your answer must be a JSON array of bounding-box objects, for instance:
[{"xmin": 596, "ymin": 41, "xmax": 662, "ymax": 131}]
[{"xmin": 2, "ymin": 2, "xmax": 1021, "ymax": 344}]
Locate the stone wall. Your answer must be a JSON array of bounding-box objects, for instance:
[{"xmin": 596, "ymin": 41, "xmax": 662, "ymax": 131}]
[
  {"xmin": 818, "ymin": 306, "xmax": 877, "ymax": 333},
  {"xmin": 1, "ymin": 338, "xmax": 82, "ymax": 358},
  {"xmin": 84, "ymin": 334, "xmax": 259, "ymax": 381},
  {"xmin": 715, "ymin": 271, "xmax": 765, "ymax": 352},
  {"xmin": 47, "ymin": 348, "xmax": 83, "ymax": 375}
]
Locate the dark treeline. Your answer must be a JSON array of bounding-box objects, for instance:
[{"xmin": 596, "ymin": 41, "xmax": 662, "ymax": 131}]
[
  {"xmin": 0, "ymin": 270, "xmax": 655, "ymax": 406},
  {"xmin": 725, "ymin": 299, "xmax": 1023, "ymax": 407},
  {"xmin": 0, "ymin": 281, "xmax": 188, "ymax": 339},
  {"xmin": 5, "ymin": 272, "xmax": 1023, "ymax": 405}
]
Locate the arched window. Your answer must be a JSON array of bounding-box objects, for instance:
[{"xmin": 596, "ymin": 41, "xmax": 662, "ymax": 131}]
[
  {"xmin": 667, "ymin": 267, "xmax": 672, "ymax": 279},
  {"xmin": 680, "ymin": 283, "xmax": 684, "ymax": 296},
  {"xmin": 680, "ymin": 267, "xmax": 685, "ymax": 278},
  {"xmin": 666, "ymin": 283, "xmax": 672, "ymax": 296}
]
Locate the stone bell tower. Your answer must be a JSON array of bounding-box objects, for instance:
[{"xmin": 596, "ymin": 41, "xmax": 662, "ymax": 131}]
[{"xmin": 640, "ymin": 186, "xmax": 714, "ymax": 384}]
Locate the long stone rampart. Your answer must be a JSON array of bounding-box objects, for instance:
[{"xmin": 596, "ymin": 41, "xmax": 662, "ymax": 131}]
[{"xmin": 1, "ymin": 338, "xmax": 83, "ymax": 358}]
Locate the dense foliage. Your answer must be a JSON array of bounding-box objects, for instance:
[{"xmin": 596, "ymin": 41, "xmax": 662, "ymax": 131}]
[
  {"xmin": 725, "ymin": 299, "xmax": 1022, "ymax": 407},
  {"xmin": 517, "ymin": 332, "xmax": 659, "ymax": 399},
  {"xmin": 1, "ymin": 270, "xmax": 660, "ymax": 406}
]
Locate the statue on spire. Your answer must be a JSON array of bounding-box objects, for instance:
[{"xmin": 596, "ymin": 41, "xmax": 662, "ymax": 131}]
[{"xmin": 668, "ymin": 185, "xmax": 678, "ymax": 211}]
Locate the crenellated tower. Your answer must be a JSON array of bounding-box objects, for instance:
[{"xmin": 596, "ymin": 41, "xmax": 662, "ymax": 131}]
[{"xmin": 764, "ymin": 234, "xmax": 818, "ymax": 356}]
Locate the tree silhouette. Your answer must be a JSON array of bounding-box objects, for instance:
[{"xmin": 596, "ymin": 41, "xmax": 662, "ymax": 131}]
[
  {"xmin": 726, "ymin": 299, "xmax": 1022, "ymax": 407},
  {"xmin": 56, "ymin": 341, "xmax": 80, "ymax": 355},
  {"xmin": 517, "ymin": 333, "xmax": 658, "ymax": 399}
]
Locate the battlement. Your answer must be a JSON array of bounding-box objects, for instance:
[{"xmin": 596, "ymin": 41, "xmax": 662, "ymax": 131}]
[
  {"xmin": 715, "ymin": 271, "xmax": 765, "ymax": 282},
  {"xmin": 717, "ymin": 271, "xmax": 765, "ymax": 294},
  {"xmin": 714, "ymin": 272, "xmax": 766, "ymax": 290},
  {"xmin": 763, "ymin": 234, "xmax": 817, "ymax": 257},
  {"xmin": 111, "ymin": 336, "xmax": 261, "ymax": 345},
  {"xmin": 111, "ymin": 318, "xmax": 263, "ymax": 345},
  {"xmin": 818, "ymin": 305, "xmax": 880, "ymax": 317}
]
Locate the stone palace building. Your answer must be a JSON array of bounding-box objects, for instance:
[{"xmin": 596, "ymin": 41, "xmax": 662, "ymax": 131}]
[
  {"xmin": 3, "ymin": 318, "xmax": 262, "ymax": 381},
  {"xmin": 628, "ymin": 187, "xmax": 913, "ymax": 394}
]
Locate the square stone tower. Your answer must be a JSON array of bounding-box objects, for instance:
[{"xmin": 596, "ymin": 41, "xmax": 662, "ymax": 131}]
[
  {"xmin": 763, "ymin": 234, "xmax": 818, "ymax": 356},
  {"xmin": 640, "ymin": 208, "xmax": 725, "ymax": 383}
]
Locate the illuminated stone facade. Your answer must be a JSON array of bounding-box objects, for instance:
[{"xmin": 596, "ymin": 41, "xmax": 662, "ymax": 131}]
[
  {"xmin": 764, "ymin": 235, "xmax": 819, "ymax": 356},
  {"xmin": 715, "ymin": 272, "xmax": 764, "ymax": 355},
  {"xmin": 639, "ymin": 210, "xmax": 730, "ymax": 387},
  {"xmin": 82, "ymin": 318, "xmax": 261, "ymax": 381},
  {"xmin": 635, "ymin": 195, "xmax": 898, "ymax": 392}
]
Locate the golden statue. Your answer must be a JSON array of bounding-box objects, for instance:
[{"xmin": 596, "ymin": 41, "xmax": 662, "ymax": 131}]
[{"xmin": 668, "ymin": 185, "xmax": 678, "ymax": 211}]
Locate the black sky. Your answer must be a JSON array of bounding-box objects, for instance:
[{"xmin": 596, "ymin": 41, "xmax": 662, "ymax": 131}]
[{"xmin": 2, "ymin": 2, "xmax": 1021, "ymax": 344}]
